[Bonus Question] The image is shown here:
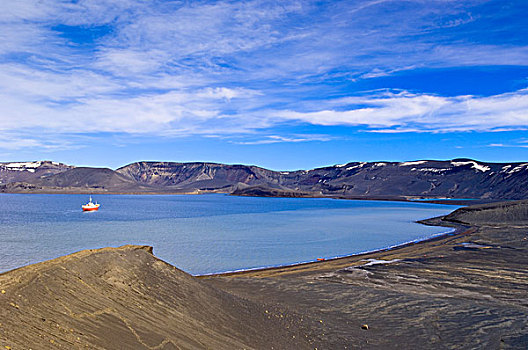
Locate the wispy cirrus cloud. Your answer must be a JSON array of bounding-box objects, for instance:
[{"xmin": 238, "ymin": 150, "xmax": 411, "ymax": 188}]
[
  {"xmin": 273, "ymin": 89, "xmax": 528, "ymax": 132},
  {"xmin": 234, "ymin": 134, "xmax": 333, "ymax": 145},
  {"xmin": 0, "ymin": 0, "xmax": 527, "ymax": 152},
  {"xmin": 0, "ymin": 131, "xmax": 82, "ymax": 151},
  {"xmin": 488, "ymin": 138, "xmax": 528, "ymax": 148}
]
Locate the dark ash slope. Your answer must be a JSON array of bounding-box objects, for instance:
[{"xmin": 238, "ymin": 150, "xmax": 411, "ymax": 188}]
[
  {"xmin": 205, "ymin": 200, "xmax": 528, "ymax": 349},
  {"xmin": 0, "ymin": 245, "xmax": 309, "ymax": 350},
  {"xmin": 442, "ymin": 199, "xmax": 528, "ymax": 225}
]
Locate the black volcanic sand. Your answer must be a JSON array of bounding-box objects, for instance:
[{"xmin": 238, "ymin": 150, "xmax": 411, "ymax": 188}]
[
  {"xmin": 203, "ymin": 201, "xmax": 528, "ymax": 349},
  {"xmin": 2, "ymin": 201, "xmax": 528, "ymax": 349},
  {"xmin": 0, "ymin": 246, "xmax": 310, "ymax": 349}
]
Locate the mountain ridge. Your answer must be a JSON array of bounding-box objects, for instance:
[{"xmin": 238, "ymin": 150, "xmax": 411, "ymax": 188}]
[{"xmin": 1, "ymin": 159, "xmax": 527, "ymax": 199}]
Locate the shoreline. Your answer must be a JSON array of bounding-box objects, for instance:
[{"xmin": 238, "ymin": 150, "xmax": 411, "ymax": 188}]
[
  {"xmin": 0, "ymin": 193, "xmax": 464, "ymax": 276},
  {"xmin": 200, "ymin": 214, "xmax": 479, "ymax": 280},
  {"xmin": 204, "ymin": 200, "xmax": 528, "ymax": 348},
  {"xmin": 0, "ymin": 190, "xmax": 495, "ymax": 206},
  {"xmin": 197, "ymin": 225, "xmax": 462, "ymax": 277}
]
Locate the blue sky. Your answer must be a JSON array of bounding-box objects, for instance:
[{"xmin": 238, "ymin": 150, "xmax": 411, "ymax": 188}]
[{"xmin": 0, "ymin": 0, "xmax": 527, "ymax": 170}]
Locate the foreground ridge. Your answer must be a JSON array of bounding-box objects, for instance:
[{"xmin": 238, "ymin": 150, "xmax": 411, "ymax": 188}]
[{"xmin": 0, "ymin": 245, "xmax": 310, "ymax": 349}]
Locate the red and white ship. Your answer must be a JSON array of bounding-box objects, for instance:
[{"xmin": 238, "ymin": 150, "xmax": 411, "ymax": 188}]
[{"xmin": 82, "ymin": 196, "xmax": 100, "ymax": 211}]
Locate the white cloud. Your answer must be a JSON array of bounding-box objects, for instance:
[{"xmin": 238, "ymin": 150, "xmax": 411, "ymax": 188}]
[
  {"xmin": 0, "ymin": 0, "xmax": 526, "ymax": 152},
  {"xmin": 271, "ymin": 89, "xmax": 528, "ymax": 132},
  {"xmin": 196, "ymin": 87, "xmax": 262, "ymax": 100},
  {"xmin": 0, "ymin": 131, "xmax": 81, "ymax": 151},
  {"xmin": 487, "ymin": 140, "xmax": 528, "ymax": 148},
  {"xmin": 235, "ymin": 134, "xmax": 333, "ymax": 145},
  {"xmin": 0, "ymin": 82, "xmax": 527, "ymax": 144}
]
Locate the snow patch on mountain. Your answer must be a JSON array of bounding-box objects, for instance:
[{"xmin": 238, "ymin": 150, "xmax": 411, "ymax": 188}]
[
  {"xmin": 411, "ymin": 167, "xmax": 450, "ymax": 173},
  {"xmin": 1, "ymin": 161, "xmax": 43, "ymax": 171},
  {"xmin": 507, "ymin": 164, "xmax": 528, "ymax": 174},
  {"xmin": 451, "ymin": 161, "xmax": 490, "ymax": 172},
  {"xmin": 346, "ymin": 162, "xmax": 366, "ymax": 170},
  {"xmin": 400, "ymin": 161, "xmax": 427, "ymax": 166}
]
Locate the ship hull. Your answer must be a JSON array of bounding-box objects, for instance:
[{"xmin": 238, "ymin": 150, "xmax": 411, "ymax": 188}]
[{"xmin": 82, "ymin": 205, "xmax": 100, "ymax": 211}]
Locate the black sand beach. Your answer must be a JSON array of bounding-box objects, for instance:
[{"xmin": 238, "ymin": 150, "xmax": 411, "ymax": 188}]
[{"xmin": 1, "ymin": 200, "xmax": 528, "ymax": 349}]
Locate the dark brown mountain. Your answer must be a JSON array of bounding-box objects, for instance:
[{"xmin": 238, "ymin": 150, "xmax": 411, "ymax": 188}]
[
  {"xmin": 0, "ymin": 161, "xmax": 73, "ymax": 185},
  {"xmin": 0, "ymin": 166, "xmax": 156, "ymax": 193},
  {"xmin": 32, "ymin": 167, "xmax": 151, "ymax": 192},
  {"xmin": 116, "ymin": 159, "xmax": 528, "ymax": 199},
  {"xmin": 268, "ymin": 158, "xmax": 528, "ymax": 199},
  {"xmin": 115, "ymin": 161, "xmax": 286, "ymax": 192},
  {"xmin": 1, "ymin": 159, "xmax": 527, "ymax": 199}
]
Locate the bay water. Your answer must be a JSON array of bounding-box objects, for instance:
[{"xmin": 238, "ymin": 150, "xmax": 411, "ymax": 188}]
[{"xmin": 0, "ymin": 194, "xmax": 458, "ymax": 275}]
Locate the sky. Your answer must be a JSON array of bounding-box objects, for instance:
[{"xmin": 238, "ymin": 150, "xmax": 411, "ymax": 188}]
[{"xmin": 0, "ymin": 0, "xmax": 527, "ymax": 170}]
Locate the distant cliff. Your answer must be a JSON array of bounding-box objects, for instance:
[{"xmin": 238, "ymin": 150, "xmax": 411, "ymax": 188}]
[
  {"xmin": 115, "ymin": 159, "xmax": 528, "ymax": 199},
  {"xmin": 1, "ymin": 159, "xmax": 527, "ymax": 199},
  {"xmin": 115, "ymin": 161, "xmax": 282, "ymax": 193}
]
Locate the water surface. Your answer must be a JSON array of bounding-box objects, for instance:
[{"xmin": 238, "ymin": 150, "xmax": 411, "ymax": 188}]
[{"xmin": 0, "ymin": 194, "xmax": 458, "ymax": 275}]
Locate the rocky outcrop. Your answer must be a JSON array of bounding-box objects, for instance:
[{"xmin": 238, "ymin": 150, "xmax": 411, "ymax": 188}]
[{"xmin": 231, "ymin": 185, "xmax": 319, "ymax": 198}]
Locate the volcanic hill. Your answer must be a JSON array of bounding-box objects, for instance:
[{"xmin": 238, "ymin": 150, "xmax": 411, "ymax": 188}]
[{"xmin": 1, "ymin": 159, "xmax": 527, "ymax": 199}]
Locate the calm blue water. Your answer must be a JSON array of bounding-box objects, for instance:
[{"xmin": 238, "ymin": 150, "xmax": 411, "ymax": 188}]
[{"xmin": 0, "ymin": 194, "xmax": 458, "ymax": 275}]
